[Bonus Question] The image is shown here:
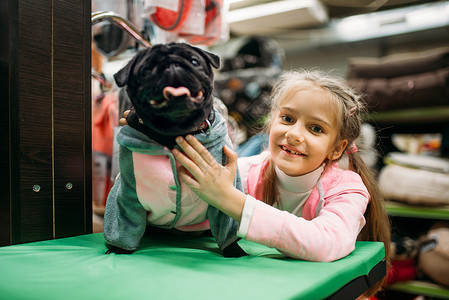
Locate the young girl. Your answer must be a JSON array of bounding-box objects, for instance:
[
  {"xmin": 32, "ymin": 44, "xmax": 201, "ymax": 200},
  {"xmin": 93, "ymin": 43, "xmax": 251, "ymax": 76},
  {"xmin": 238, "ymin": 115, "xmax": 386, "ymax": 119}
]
[{"xmin": 172, "ymin": 69, "xmax": 391, "ymax": 296}]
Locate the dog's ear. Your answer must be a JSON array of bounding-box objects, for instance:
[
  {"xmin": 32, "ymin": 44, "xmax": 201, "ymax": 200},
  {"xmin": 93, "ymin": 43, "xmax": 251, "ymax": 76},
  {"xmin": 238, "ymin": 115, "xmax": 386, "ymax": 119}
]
[
  {"xmin": 113, "ymin": 50, "xmax": 146, "ymax": 87},
  {"xmin": 202, "ymin": 49, "xmax": 220, "ymax": 70},
  {"xmin": 189, "ymin": 45, "xmax": 220, "ymax": 70}
]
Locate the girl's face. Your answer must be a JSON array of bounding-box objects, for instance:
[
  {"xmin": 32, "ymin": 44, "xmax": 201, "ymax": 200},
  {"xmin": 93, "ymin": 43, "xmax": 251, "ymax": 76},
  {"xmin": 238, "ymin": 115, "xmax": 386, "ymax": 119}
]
[{"xmin": 269, "ymin": 86, "xmax": 348, "ymax": 177}]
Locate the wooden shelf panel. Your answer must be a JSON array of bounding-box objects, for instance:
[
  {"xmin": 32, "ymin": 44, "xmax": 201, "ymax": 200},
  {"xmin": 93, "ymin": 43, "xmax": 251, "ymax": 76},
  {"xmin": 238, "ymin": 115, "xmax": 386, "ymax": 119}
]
[
  {"xmin": 386, "ymin": 201, "xmax": 449, "ymax": 220},
  {"xmin": 389, "ymin": 280, "xmax": 449, "ymax": 299},
  {"xmin": 364, "ymin": 106, "xmax": 449, "ymax": 124}
]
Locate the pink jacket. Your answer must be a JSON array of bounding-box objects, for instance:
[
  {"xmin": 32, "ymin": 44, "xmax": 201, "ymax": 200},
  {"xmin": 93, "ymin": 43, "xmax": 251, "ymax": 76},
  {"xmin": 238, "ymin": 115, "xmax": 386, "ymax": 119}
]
[{"xmin": 239, "ymin": 153, "xmax": 369, "ymax": 262}]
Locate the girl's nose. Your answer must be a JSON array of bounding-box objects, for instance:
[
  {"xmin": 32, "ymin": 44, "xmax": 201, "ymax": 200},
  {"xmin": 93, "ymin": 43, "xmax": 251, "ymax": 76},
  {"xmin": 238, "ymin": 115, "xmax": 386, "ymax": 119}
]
[{"xmin": 285, "ymin": 125, "xmax": 305, "ymax": 144}]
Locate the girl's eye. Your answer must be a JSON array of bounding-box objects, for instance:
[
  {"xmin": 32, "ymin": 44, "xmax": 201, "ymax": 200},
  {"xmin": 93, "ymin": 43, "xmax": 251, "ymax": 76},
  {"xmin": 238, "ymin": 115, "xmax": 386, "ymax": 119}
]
[
  {"xmin": 310, "ymin": 126, "xmax": 324, "ymax": 134},
  {"xmin": 281, "ymin": 115, "xmax": 294, "ymax": 123}
]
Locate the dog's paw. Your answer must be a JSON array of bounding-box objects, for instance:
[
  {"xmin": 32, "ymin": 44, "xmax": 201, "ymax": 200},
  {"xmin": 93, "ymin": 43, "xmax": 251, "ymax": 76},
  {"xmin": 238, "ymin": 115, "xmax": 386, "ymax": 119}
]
[
  {"xmin": 105, "ymin": 244, "xmax": 134, "ymax": 255},
  {"xmin": 222, "ymin": 241, "xmax": 248, "ymax": 258}
]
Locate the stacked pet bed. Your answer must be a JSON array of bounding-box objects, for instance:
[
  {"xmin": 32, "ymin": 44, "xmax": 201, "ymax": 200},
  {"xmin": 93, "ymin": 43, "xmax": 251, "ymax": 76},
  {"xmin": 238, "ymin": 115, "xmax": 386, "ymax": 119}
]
[
  {"xmin": 346, "ymin": 47, "xmax": 449, "ymax": 112},
  {"xmin": 378, "ymin": 152, "xmax": 449, "ymax": 206}
]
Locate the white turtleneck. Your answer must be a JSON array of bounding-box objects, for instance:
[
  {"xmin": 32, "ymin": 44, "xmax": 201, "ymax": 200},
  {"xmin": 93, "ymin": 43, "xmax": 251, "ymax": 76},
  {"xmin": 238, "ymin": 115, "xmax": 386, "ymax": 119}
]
[
  {"xmin": 238, "ymin": 161, "xmax": 324, "ymax": 238},
  {"xmin": 274, "ymin": 165, "xmax": 324, "ymax": 216}
]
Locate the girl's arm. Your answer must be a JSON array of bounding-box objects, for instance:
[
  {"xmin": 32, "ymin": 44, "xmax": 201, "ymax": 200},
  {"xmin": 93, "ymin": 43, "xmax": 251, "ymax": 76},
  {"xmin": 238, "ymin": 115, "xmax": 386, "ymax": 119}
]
[
  {"xmin": 242, "ymin": 190, "xmax": 369, "ymax": 262},
  {"xmin": 172, "ymin": 135, "xmax": 246, "ymax": 223},
  {"xmin": 174, "ymin": 135, "xmax": 369, "ymax": 262}
]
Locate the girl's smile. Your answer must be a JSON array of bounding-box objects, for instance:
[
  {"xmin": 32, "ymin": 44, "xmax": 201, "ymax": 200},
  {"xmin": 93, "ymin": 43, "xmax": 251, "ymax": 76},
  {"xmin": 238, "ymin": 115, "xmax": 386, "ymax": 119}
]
[{"xmin": 280, "ymin": 144, "xmax": 306, "ymax": 156}]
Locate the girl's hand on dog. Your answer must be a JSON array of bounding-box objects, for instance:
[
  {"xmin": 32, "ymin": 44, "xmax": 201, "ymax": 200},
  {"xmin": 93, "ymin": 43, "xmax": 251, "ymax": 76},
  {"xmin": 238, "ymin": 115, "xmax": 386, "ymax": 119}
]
[{"xmin": 173, "ymin": 135, "xmax": 246, "ymax": 222}]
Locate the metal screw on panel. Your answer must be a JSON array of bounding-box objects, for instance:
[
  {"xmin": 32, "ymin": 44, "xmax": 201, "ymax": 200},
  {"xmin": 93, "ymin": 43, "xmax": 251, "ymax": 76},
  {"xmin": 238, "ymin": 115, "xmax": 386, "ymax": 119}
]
[
  {"xmin": 33, "ymin": 185, "xmax": 41, "ymax": 192},
  {"xmin": 65, "ymin": 183, "xmax": 73, "ymax": 190}
]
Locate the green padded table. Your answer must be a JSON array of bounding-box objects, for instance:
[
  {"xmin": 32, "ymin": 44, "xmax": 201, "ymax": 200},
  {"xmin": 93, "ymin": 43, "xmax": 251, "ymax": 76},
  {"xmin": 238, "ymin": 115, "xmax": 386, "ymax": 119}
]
[{"xmin": 0, "ymin": 233, "xmax": 385, "ymax": 300}]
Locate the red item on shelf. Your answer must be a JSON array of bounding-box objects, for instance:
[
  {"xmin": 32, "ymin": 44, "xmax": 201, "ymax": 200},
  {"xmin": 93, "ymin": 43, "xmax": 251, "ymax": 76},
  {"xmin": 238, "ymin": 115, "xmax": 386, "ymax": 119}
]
[{"xmin": 386, "ymin": 258, "xmax": 417, "ymax": 285}]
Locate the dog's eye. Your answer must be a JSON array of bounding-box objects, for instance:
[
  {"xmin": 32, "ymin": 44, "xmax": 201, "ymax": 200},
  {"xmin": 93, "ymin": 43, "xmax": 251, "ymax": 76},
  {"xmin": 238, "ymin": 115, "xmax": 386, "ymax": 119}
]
[{"xmin": 191, "ymin": 58, "xmax": 199, "ymax": 66}]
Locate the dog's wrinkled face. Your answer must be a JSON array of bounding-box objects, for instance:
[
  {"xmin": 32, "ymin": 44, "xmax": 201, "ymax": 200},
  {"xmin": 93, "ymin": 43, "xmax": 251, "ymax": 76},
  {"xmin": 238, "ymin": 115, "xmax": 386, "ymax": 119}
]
[{"xmin": 114, "ymin": 42, "xmax": 220, "ymax": 136}]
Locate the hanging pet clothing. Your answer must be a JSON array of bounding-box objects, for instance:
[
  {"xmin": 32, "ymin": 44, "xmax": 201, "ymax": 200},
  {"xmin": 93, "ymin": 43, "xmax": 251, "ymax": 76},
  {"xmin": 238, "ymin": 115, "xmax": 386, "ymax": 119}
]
[
  {"xmin": 179, "ymin": 0, "xmax": 224, "ymax": 45},
  {"xmin": 146, "ymin": 0, "xmax": 228, "ymax": 45},
  {"xmin": 149, "ymin": 0, "xmax": 192, "ymax": 31}
]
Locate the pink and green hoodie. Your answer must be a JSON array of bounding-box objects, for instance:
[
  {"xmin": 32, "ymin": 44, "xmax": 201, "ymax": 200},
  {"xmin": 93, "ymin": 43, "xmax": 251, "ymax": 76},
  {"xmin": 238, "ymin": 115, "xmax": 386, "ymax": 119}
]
[{"xmin": 237, "ymin": 152, "xmax": 370, "ymax": 262}]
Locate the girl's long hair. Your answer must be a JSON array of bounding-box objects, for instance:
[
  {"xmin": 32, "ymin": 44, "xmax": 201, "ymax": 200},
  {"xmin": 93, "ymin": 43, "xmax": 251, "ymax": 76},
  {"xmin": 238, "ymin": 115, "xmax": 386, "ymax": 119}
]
[{"xmin": 258, "ymin": 70, "xmax": 391, "ymax": 297}]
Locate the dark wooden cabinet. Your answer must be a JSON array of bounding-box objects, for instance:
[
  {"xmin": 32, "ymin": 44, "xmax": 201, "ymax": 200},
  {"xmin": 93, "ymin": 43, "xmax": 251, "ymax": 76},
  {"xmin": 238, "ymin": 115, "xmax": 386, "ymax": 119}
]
[{"xmin": 1, "ymin": 0, "xmax": 92, "ymax": 246}]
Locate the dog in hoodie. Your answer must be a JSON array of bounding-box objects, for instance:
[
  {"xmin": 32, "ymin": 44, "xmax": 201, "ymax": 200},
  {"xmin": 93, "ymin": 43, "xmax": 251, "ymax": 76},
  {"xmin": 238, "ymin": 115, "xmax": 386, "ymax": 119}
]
[{"xmin": 103, "ymin": 42, "xmax": 246, "ymax": 257}]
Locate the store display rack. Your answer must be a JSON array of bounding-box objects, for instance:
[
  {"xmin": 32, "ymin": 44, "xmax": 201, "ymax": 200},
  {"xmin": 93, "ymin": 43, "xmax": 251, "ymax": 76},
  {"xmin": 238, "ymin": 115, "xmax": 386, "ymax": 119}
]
[
  {"xmin": 366, "ymin": 106, "xmax": 449, "ymax": 299},
  {"xmin": 385, "ymin": 202, "xmax": 449, "ymax": 299}
]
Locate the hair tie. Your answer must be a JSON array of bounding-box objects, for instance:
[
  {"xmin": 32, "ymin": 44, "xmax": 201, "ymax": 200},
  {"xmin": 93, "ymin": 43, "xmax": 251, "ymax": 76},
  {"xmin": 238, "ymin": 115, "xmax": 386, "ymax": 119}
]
[
  {"xmin": 348, "ymin": 106, "xmax": 357, "ymax": 116},
  {"xmin": 346, "ymin": 142, "xmax": 358, "ymax": 155}
]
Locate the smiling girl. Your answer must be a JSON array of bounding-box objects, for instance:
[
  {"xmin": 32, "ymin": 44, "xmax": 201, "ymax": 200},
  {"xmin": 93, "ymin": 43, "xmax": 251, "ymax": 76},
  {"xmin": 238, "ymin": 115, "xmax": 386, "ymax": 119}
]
[{"xmin": 173, "ymin": 69, "xmax": 391, "ymax": 297}]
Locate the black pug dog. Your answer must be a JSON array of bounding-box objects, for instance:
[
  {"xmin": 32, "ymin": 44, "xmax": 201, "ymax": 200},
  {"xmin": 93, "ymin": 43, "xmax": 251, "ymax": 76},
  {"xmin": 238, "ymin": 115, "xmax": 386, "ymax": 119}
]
[{"xmin": 103, "ymin": 42, "xmax": 246, "ymax": 257}]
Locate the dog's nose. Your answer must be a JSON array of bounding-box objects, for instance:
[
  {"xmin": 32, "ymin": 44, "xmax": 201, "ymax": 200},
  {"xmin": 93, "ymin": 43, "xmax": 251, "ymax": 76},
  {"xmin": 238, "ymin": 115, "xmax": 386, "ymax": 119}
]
[{"xmin": 165, "ymin": 62, "xmax": 180, "ymax": 68}]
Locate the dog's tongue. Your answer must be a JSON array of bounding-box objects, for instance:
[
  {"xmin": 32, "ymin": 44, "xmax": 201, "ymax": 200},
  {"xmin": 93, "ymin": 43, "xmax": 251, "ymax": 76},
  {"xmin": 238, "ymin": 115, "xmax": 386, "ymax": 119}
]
[{"xmin": 163, "ymin": 86, "xmax": 191, "ymax": 99}]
